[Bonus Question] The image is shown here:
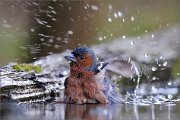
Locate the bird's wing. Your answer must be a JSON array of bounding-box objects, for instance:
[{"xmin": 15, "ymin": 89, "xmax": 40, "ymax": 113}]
[{"xmin": 104, "ymin": 56, "xmax": 140, "ymax": 78}]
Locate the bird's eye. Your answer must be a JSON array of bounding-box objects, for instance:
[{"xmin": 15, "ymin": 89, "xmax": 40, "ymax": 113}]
[{"xmin": 80, "ymin": 56, "xmax": 84, "ymax": 60}]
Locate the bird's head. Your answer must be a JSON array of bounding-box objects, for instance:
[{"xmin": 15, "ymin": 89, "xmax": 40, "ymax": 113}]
[{"xmin": 65, "ymin": 46, "xmax": 99, "ymax": 72}]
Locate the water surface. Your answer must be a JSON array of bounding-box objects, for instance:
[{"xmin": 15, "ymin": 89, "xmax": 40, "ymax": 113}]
[{"xmin": 1, "ymin": 102, "xmax": 180, "ymax": 120}]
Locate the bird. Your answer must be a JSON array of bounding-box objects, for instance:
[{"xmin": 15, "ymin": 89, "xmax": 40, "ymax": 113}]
[{"xmin": 64, "ymin": 46, "xmax": 140, "ymax": 104}]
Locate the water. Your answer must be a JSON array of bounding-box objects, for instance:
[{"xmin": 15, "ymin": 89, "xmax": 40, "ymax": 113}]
[{"xmin": 1, "ymin": 102, "xmax": 180, "ymax": 120}]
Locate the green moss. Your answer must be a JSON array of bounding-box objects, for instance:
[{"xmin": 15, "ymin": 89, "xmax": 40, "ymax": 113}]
[
  {"xmin": 12, "ymin": 64, "xmax": 22, "ymax": 71},
  {"xmin": 33, "ymin": 65, "xmax": 42, "ymax": 73},
  {"xmin": 12, "ymin": 63, "xmax": 42, "ymax": 73}
]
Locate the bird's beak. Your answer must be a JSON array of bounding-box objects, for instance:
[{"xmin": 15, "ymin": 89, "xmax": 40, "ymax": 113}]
[{"xmin": 65, "ymin": 54, "xmax": 76, "ymax": 62}]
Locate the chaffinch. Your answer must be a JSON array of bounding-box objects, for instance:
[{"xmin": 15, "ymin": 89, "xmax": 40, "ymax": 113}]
[{"xmin": 64, "ymin": 46, "xmax": 139, "ymax": 104}]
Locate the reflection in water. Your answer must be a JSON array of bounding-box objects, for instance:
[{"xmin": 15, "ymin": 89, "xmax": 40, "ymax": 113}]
[
  {"xmin": 65, "ymin": 104, "xmax": 108, "ymax": 120},
  {"xmin": 1, "ymin": 102, "xmax": 180, "ymax": 120},
  {"xmin": 134, "ymin": 104, "xmax": 139, "ymax": 120},
  {"xmin": 151, "ymin": 104, "xmax": 155, "ymax": 120}
]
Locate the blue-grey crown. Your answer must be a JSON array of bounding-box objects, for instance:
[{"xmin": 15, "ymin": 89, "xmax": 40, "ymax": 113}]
[
  {"xmin": 72, "ymin": 46, "xmax": 99, "ymax": 72},
  {"xmin": 72, "ymin": 46, "xmax": 94, "ymax": 57}
]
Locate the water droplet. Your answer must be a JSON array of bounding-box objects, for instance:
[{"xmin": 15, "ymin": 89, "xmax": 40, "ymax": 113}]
[
  {"xmin": 130, "ymin": 41, "xmax": 134, "ymax": 45},
  {"xmin": 151, "ymin": 86, "xmax": 156, "ymax": 91},
  {"xmin": 159, "ymin": 56, "xmax": 163, "ymax": 59},
  {"xmin": 56, "ymin": 37, "xmax": 62, "ymax": 41},
  {"xmin": 54, "ymin": 45, "xmax": 60, "ymax": 49},
  {"xmin": 48, "ymin": 6, "xmax": 54, "ymax": 10},
  {"xmin": 108, "ymin": 5, "xmax": 112, "ymax": 10},
  {"xmin": 59, "ymin": 4, "xmax": 63, "ymax": 7},
  {"xmin": 151, "ymin": 34, "xmax": 154, "ymax": 38},
  {"xmin": 32, "ymin": 2, "xmax": 39, "ymax": 6},
  {"xmin": 114, "ymin": 13, "xmax": 118, "ymax": 18},
  {"xmin": 84, "ymin": 6, "xmax": 88, "ymax": 9},
  {"xmin": 48, "ymin": 39, "xmax": 53, "ymax": 43},
  {"xmin": 34, "ymin": 18, "xmax": 45, "ymax": 25},
  {"xmin": 163, "ymin": 61, "xmax": 167, "ymax": 66},
  {"xmin": 38, "ymin": 33, "xmax": 44, "ymax": 37},
  {"xmin": 145, "ymin": 53, "xmax": 148, "ymax": 58},
  {"xmin": 63, "ymin": 38, "xmax": 69, "ymax": 44},
  {"xmin": 117, "ymin": 11, "xmax": 123, "ymax": 17},
  {"xmin": 168, "ymin": 82, "xmax": 172, "ymax": 85},
  {"xmin": 52, "ymin": 18, "xmax": 56, "ymax": 21},
  {"xmin": 168, "ymin": 95, "xmax": 172, "ymax": 99},
  {"xmin": 152, "ymin": 76, "xmax": 157, "ymax": 80},
  {"xmin": 122, "ymin": 19, "xmax": 125, "ymax": 22},
  {"xmin": 177, "ymin": 73, "xmax": 180, "ymax": 76},
  {"xmin": 91, "ymin": 5, "xmax": 99, "ymax": 11},
  {"xmin": 68, "ymin": 7, "xmax": 72, "ymax": 10},
  {"xmin": 108, "ymin": 18, "xmax": 112, "ymax": 22},
  {"xmin": 145, "ymin": 30, "xmax": 147, "ymax": 33},
  {"xmin": 40, "ymin": 38, "xmax": 45, "ymax": 41},
  {"xmin": 122, "ymin": 35, "xmax": 126, "ymax": 39},
  {"xmin": 51, "ymin": 10, "xmax": 57, "ymax": 14},
  {"xmin": 152, "ymin": 67, "xmax": 157, "ymax": 71},
  {"xmin": 67, "ymin": 30, "xmax": 73, "ymax": 35},
  {"xmin": 30, "ymin": 28, "xmax": 35, "ymax": 32},
  {"xmin": 99, "ymin": 37, "xmax": 103, "ymax": 41},
  {"xmin": 46, "ymin": 25, "xmax": 51, "ymax": 28},
  {"xmin": 62, "ymin": 71, "xmax": 68, "ymax": 76},
  {"xmin": 47, "ymin": 14, "xmax": 52, "ymax": 18},
  {"xmin": 131, "ymin": 16, "xmax": 134, "ymax": 21}
]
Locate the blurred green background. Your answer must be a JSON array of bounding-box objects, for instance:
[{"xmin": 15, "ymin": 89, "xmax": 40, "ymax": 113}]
[{"xmin": 0, "ymin": 0, "xmax": 180, "ymax": 66}]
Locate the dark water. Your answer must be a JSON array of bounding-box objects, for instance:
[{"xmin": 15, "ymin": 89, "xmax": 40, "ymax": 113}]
[{"xmin": 1, "ymin": 102, "xmax": 180, "ymax": 120}]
